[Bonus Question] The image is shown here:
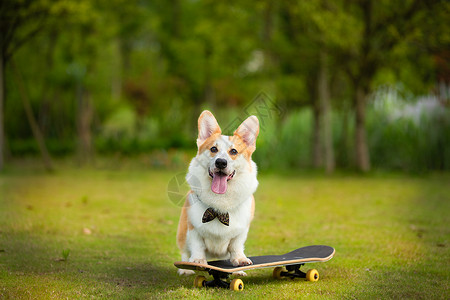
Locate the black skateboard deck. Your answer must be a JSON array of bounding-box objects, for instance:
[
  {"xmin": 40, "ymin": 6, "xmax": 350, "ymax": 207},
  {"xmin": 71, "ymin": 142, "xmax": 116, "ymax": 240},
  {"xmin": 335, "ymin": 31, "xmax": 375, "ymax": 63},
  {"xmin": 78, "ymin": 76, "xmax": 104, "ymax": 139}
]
[{"xmin": 174, "ymin": 245, "xmax": 335, "ymax": 291}]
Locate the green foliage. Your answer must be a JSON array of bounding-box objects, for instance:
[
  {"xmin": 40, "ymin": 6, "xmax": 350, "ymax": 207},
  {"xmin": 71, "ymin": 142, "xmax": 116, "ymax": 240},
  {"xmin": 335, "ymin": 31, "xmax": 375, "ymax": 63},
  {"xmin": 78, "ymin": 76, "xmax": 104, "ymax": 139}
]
[
  {"xmin": 2, "ymin": 0, "xmax": 448, "ymax": 171},
  {"xmin": 253, "ymin": 110, "xmax": 312, "ymax": 170},
  {"xmin": 61, "ymin": 249, "xmax": 70, "ymax": 261},
  {"xmin": 252, "ymin": 90, "xmax": 449, "ymax": 172},
  {"xmin": 367, "ymin": 91, "xmax": 450, "ymax": 171}
]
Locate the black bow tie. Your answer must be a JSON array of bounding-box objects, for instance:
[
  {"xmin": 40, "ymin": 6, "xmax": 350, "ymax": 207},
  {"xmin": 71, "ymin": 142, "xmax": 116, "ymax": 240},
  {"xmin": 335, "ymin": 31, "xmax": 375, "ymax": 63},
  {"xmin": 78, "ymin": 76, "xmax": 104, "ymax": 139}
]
[{"xmin": 202, "ymin": 208, "xmax": 229, "ymax": 226}]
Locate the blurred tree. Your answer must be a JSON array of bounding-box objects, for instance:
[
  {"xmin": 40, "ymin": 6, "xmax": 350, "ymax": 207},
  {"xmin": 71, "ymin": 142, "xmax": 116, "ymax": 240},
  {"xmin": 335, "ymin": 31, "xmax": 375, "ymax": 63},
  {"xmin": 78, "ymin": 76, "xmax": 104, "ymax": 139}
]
[
  {"xmin": 0, "ymin": 0, "xmax": 52, "ymax": 170},
  {"xmin": 0, "ymin": 0, "xmax": 87, "ymax": 169},
  {"xmin": 318, "ymin": 50, "xmax": 334, "ymax": 173},
  {"xmin": 276, "ymin": 0, "xmax": 356, "ymax": 172},
  {"xmin": 337, "ymin": 0, "xmax": 444, "ymax": 171},
  {"xmin": 11, "ymin": 59, "xmax": 54, "ymax": 170},
  {"xmin": 63, "ymin": 1, "xmax": 115, "ymax": 165},
  {"xmin": 1, "ymin": 0, "xmax": 447, "ymax": 171}
]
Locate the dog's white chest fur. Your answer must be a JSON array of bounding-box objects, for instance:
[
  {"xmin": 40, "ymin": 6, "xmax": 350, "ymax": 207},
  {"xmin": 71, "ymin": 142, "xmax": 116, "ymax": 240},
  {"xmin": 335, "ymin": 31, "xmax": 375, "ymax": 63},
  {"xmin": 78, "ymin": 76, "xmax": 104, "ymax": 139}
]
[{"xmin": 187, "ymin": 192, "xmax": 253, "ymax": 258}]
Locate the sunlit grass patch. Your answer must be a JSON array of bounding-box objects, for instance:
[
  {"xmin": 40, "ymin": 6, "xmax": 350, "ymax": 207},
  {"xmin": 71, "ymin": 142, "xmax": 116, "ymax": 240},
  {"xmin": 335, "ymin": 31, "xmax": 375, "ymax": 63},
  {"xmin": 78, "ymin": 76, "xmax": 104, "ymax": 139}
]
[{"xmin": 0, "ymin": 168, "xmax": 448, "ymax": 298}]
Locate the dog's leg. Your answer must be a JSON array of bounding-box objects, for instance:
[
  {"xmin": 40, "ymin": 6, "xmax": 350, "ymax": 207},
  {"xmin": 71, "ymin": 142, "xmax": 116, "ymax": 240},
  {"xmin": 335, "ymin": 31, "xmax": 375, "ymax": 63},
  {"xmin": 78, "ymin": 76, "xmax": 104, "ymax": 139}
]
[
  {"xmin": 177, "ymin": 252, "xmax": 195, "ymax": 276},
  {"xmin": 188, "ymin": 230, "xmax": 207, "ymax": 265},
  {"xmin": 232, "ymin": 271, "xmax": 248, "ymax": 277},
  {"xmin": 228, "ymin": 231, "xmax": 252, "ymax": 267}
]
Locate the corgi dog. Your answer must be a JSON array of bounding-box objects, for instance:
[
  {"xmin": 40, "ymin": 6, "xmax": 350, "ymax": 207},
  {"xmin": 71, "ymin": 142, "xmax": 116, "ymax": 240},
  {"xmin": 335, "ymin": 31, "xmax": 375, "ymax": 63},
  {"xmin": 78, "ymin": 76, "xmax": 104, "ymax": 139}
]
[{"xmin": 176, "ymin": 110, "xmax": 259, "ymax": 276}]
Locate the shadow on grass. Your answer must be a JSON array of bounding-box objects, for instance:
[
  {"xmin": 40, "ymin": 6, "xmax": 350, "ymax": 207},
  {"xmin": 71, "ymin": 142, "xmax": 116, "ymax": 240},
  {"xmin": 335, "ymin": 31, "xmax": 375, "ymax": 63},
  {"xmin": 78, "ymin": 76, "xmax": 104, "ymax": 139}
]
[{"xmin": 0, "ymin": 232, "xmax": 180, "ymax": 297}]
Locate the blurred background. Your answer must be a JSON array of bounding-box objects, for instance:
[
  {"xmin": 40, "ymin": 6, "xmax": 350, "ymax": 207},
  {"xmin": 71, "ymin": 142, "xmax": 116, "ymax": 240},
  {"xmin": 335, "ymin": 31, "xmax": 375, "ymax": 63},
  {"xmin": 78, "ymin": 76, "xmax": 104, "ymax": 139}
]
[{"xmin": 1, "ymin": 0, "xmax": 449, "ymax": 173}]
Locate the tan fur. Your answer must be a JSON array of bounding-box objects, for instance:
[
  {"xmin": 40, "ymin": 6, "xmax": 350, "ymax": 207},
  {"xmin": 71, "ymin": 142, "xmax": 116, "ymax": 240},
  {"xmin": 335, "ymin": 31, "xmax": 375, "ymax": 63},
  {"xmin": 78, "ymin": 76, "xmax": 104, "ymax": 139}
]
[
  {"xmin": 197, "ymin": 111, "xmax": 222, "ymax": 150},
  {"xmin": 228, "ymin": 135, "xmax": 255, "ymax": 161},
  {"xmin": 198, "ymin": 132, "xmax": 222, "ymax": 154},
  {"xmin": 250, "ymin": 195, "xmax": 255, "ymax": 221},
  {"xmin": 176, "ymin": 194, "xmax": 193, "ymax": 250}
]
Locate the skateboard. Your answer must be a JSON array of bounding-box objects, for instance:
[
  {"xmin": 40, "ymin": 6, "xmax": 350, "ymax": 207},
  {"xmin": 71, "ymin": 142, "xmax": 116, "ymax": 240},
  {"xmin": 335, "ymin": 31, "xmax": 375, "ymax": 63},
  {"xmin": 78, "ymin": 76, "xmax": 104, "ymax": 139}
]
[{"xmin": 174, "ymin": 245, "xmax": 335, "ymax": 291}]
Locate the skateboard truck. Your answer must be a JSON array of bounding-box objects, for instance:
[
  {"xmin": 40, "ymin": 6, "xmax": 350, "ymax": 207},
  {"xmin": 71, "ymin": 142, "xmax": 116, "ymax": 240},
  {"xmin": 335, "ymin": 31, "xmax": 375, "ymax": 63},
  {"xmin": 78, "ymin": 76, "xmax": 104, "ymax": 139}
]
[
  {"xmin": 273, "ymin": 264, "xmax": 320, "ymax": 281},
  {"xmin": 204, "ymin": 270, "xmax": 231, "ymax": 289},
  {"xmin": 194, "ymin": 270, "xmax": 244, "ymax": 291}
]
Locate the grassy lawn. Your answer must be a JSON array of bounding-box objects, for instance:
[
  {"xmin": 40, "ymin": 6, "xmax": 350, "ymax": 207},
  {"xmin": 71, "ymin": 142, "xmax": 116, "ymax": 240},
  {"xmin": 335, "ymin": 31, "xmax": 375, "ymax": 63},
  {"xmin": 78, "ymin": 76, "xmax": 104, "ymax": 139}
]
[{"xmin": 0, "ymin": 165, "xmax": 449, "ymax": 299}]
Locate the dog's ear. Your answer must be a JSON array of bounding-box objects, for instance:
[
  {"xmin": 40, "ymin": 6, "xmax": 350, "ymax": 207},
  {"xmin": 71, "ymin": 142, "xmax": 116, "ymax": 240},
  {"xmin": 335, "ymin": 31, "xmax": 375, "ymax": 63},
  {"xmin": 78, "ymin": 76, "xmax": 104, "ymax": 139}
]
[
  {"xmin": 234, "ymin": 115, "xmax": 259, "ymax": 149},
  {"xmin": 197, "ymin": 110, "xmax": 221, "ymax": 147}
]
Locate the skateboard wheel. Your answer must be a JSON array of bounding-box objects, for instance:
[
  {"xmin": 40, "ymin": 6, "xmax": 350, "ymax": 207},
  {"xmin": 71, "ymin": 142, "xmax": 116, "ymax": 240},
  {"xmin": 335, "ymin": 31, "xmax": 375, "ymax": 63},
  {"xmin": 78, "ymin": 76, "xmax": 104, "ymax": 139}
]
[
  {"xmin": 194, "ymin": 275, "xmax": 206, "ymax": 288},
  {"xmin": 230, "ymin": 278, "xmax": 244, "ymax": 291},
  {"xmin": 273, "ymin": 267, "xmax": 284, "ymax": 279},
  {"xmin": 306, "ymin": 269, "xmax": 319, "ymax": 282}
]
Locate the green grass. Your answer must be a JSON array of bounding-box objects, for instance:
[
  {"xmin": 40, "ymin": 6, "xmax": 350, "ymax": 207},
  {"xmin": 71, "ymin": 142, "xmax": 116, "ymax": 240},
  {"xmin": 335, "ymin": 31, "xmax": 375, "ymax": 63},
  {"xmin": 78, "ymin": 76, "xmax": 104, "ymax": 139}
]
[{"xmin": 0, "ymin": 165, "xmax": 449, "ymax": 299}]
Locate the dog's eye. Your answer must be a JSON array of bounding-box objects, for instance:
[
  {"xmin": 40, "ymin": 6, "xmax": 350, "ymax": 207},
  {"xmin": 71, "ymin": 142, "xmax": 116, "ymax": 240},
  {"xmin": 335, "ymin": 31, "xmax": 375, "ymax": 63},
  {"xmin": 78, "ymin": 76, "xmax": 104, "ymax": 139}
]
[
  {"xmin": 229, "ymin": 148, "xmax": 238, "ymax": 155},
  {"xmin": 210, "ymin": 146, "xmax": 218, "ymax": 153}
]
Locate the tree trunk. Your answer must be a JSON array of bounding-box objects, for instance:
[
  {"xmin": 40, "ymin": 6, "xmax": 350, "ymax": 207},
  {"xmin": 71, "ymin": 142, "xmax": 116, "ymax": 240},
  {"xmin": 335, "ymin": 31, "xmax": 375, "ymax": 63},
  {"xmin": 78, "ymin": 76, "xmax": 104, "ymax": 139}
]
[
  {"xmin": 114, "ymin": 37, "xmax": 132, "ymax": 101},
  {"xmin": 39, "ymin": 30, "xmax": 58, "ymax": 136},
  {"xmin": 312, "ymin": 95, "xmax": 323, "ymax": 168},
  {"xmin": 203, "ymin": 40, "xmax": 215, "ymax": 108},
  {"xmin": 0, "ymin": 49, "xmax": 4, "ymax": 171},
  {"xmin": 76, "ymin": 83, "xmax": 94, "ymax": 165},
  {"xmin": 341, "ymin": 103, "xmax": 352, "ymax": 168},
  {"xmin": 262, "ymin": 0, "xmax": 277, "ymax": 82},
  {"xmin": 12, "ymin": 60, "xmax": 54, "ymax": 171},
  {"xmin": 319, "ymin": 51, "xmax": 335, "ymax": 173},
  {"xmin": 355, "ymin": 86, "xmax": 370, "ymax": 172}
]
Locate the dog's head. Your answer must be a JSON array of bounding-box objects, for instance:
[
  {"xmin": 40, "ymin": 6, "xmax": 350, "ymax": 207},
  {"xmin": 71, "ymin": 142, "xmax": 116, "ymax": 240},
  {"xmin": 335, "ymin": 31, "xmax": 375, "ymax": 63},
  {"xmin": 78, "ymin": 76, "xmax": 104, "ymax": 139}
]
[{"xmin": 194, "ymin": 110, "xmax": 259, "ymax": 195}]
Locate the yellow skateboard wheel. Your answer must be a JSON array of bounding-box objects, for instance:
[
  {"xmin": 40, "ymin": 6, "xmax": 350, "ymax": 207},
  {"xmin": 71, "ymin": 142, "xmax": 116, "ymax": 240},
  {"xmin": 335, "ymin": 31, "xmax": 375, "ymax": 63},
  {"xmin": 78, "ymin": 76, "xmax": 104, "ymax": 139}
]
[
  {"xmin": 273, "ymin": 267, "xmax": 284, "ymax": 279},
  {"xmin": 230, "ymin": 278, "xmax": 244, "ymax": 291},
  {"xmin": 306, "ymin": 269, "xmax": 319, "ymax": 282},
  {"xmin": 194, "ymin": 275, "xmax": 206, "ymax": 288}
]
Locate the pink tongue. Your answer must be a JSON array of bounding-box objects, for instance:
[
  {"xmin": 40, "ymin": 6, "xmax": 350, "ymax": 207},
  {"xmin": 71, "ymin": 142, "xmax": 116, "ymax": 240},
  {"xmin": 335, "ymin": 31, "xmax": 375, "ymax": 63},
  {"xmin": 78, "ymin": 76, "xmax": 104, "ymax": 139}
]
[{"xmin": 211, "ymin": 173, "xmax": 228, "ymax": 194}]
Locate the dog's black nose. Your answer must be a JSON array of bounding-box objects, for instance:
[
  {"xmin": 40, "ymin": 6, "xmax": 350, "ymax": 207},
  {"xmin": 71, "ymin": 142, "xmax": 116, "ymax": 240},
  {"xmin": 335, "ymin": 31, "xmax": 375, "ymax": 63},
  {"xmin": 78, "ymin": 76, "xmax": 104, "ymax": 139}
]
[{"xmin": 215, "ymin": 158, "xmax": 227, "ymax": 169}]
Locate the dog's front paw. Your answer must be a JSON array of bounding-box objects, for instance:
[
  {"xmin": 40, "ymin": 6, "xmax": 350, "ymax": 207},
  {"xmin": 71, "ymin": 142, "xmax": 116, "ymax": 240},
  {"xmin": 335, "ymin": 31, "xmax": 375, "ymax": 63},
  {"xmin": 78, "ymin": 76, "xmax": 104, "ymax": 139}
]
[
  {"xmin": 231, "ymin": 257, "xmax": 253, "ymax": 267},
  {"xmin": 177, "ymin": 269, "xmax": 195, "ymax": 276},
  {"xmin": 189, "ymin": 258, "xmax": 207, "ymax": 265}
]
